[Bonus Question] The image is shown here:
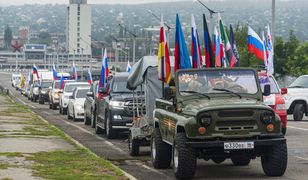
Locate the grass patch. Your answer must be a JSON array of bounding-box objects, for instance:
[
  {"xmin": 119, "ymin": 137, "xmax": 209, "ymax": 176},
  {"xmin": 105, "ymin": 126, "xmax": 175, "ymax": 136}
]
[
  {"xmin": 27, "ymin": 150, "xmax": 127, "ymax": 180},
  {"xmin": 0, "ymin": 163, "xmax": 9, "ymax": 170},
  {"xmin": 0, "ymin": 178, "xmax": 13, "ymax": 180},
  {"xmin": 0, "ymin": 152, "xmax": 24, "ymax": 157}
]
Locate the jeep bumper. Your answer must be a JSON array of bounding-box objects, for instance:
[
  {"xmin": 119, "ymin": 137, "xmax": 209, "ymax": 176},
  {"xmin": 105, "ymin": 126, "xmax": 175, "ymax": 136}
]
[{"xmin": 110, "ymin": 109, "xmax": 133, "ymax": 130}]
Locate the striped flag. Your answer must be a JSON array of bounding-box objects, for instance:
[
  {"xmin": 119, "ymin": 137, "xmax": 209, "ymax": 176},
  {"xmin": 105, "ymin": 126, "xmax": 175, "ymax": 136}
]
[
  {"xmin": 191, "ymin": 14, "xmax": 202, "ymax": 68},
  {"xmin": 72, "ymin": 62, "xmax": 77, "ymax": 80},
  {"xmin": 158, "ymin": 14, "xmax": 172, "ymax": 84},
  {"xmin": 267, "ymin": 25, "xmax": 274, "ymax": 75},
  {"xmin": 87, "ymin": 68, "xmax": 93, "ymax": 85},
  {"xmin": 52, "ymin": 63, "xmax": 58, "ymax": 80},
  {"xmin": 213, "ymin": 26, "xmax": 221, "ymax": 67},
  {"xmin": 33, "ymin": 64, "xmax": 39, "ymax": 79},
  {"xmin": 248, "ymin": 26, "xmax": 266, "ymax": 61},
  {"xmin": 203, "ymin": 14, "xmax": 214, "ymax": 67},
  {"xmin": 230, "ymin": 24, "xmax": 240, "ymax": 67},
  {"xmin": 99, "ymin": 48, "xmax": 108, "ymax": 89}
]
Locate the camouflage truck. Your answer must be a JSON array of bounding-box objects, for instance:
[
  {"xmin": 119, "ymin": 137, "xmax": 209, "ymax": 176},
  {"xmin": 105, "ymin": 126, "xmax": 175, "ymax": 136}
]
[{"xmin": 151, "ymin": 68, "xmax": 287, "ymax": 179}]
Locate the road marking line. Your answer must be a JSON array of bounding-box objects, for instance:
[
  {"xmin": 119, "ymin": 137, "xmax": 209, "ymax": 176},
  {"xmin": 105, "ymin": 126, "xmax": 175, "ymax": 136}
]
[
  {"xmin": 295, "ymin": 156, "xmax": 308, "ymax": 161},
  {"xmin": 15, "ymin": 96, "xmax": 36, "ymax": 109},
  {"xmin": 141, "ymin": 165, "xmax": 166, "ymax": 176},
  {"xmin": 288, "ymin": 126, "xmax": 308, "ymax": 131}
]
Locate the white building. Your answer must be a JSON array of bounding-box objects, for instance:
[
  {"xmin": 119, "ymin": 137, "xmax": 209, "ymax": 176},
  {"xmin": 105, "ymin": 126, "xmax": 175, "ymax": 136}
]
[{"xmin": 66, "ymin": 0, "xmax": 91, "ymax": 58}]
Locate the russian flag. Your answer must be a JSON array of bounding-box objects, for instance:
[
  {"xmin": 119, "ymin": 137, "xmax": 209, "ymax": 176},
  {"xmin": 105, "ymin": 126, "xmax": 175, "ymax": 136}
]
[
  {"xmin": 213, "ymin": 26, "xmax": 221, "ymax": 67},
  {"xmin": 191, "ymin": 14, "xmax": 202, "ymax": 68},
  {"xmin": 59, "ymin": 74, "xmax": 65, "ymax": 90},
  {"xmin": 126, "ymin": 60, "xmax": 131, "ymax": 73},
  {"xmin": 87, "ymin": 68, "xmax": 93, "ymax": 85},
  {"xmin": 203, "ymin": 14, "xmax": 214, "ymax": 68},
  {"xmin": 52, "ymin": 63, "xmax": 58, "ymax": 80},
  {"xmin": 33, "ymin": 64, "xmax": 39, "ymax": 79},
  {"xmin": 72, "ymin": 62, "xmax": 77, "ymax": 80},
  {"xmin": 99, "ymin": 48, "xmax": 108, "ymax": 89},
  {"xmin": 248, "ymin": 26, "xmax": 265, "ymax": 61}
]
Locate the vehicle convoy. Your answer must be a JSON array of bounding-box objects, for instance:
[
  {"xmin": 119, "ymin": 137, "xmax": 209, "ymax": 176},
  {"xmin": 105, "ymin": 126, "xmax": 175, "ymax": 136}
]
[
  {"xmin": 11, "ymin": 73, "xmax": 21, "ymax": 88},
  {"xmin": 38, "ymin": 80, "xmax": 53, "ymax": 104},
  {"xmin": 59, "ymin": 82, "xmax": 89, "ymax": 115},
  {"xmin": 84, "ymin": 81, "xmax": 99, "ymax": 127},
  {"xmin": 48, "ymin": 79, "xmax": 74, "ymax": 110},
  {"xmin": 258, "ymin": 71, "xmax": 288, "ymax": 134},
  {"xmin": 150, "ymin": 68, "xmax": 287, "ymax": 179},
  {"xmin": 94, "ymin": 72, "xmax": 139, "ymax": 139},
  {"xmin": 67, "ymin": 87, "xmax": 90, "ymax": 121},
  {"xmin": 285, "ymin": 75, "xmax": 308, "ymax": 121},
  {"xmin": 29, "ymin": 70, "xmax": 53, "ymax": 102}
]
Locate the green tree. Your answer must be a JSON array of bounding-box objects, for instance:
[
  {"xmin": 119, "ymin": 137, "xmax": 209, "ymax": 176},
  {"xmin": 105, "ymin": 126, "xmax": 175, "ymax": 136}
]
[
  {"xmin": 4, "ymin": 25, "xmax": 13, "ymax": 49},
  {"xmin": 273, "ymin": 37, "xmax": 287, "ymax": 75},
  {"xmin": 287, "ymin": 42, "xmax": 308, "ymax": 76},
  {"xmin": 37, "ymin": 31, "xmax": 52, "ymax": 45}
]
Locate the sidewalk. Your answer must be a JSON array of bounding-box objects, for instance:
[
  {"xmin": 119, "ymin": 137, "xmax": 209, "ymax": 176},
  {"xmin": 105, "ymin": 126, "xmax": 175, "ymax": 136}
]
[{"xmin": 0, "ymin": 93, "xmax": 128, "ymax": 180}]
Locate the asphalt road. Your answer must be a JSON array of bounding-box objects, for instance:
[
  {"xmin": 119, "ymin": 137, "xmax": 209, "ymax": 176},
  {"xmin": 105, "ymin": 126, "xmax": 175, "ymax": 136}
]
[{"xmin": 1, "ymin": 72, "xmax": 308, "ymax": 180}]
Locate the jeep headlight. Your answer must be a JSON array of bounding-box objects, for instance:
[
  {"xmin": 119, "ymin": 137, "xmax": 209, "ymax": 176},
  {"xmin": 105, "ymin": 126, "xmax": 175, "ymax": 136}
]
[
  {"xmin": 198, "ymin": 112, "xmax": 212, "ymax": 127},
  {"xmin": 109, "ymin": 101, "xmax": 125, "ymax": 109},
  {"xmin": 76, "ymin": 104, "xmax": 83, "ymax": 110},
  {"xmin": 260, "ymin": 111, "xmax": 275, "ymax": 124}
]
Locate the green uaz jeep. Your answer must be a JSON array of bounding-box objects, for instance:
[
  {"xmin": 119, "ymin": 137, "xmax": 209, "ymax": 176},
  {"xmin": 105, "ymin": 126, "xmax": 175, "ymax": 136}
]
[{"xmin": 151, "ymin": 68, "xmax": 287, "ymax": 179}]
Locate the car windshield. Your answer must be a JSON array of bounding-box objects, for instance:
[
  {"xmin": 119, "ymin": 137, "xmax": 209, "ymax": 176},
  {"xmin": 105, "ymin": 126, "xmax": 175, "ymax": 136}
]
[
  {"xmin": 289, "ymin": 76, "xmax": 308, "ymax": 88},
  {"xmin": 76, "ymin": 89, "xmax": 89, "ymax": 98},
  {"xmin": 258, "ymin": 75, "xmax": 280, "ymax": 94},
  {"xmin": 41, "ymin": 81, "xmax": 52, "ymax": 88},
  {"xmin": 112, "ymin": 77, "xmax": 141, "ymax": 93},
  {"xmin": 65, "ymin": 84, "xmax": 89, "ymax": 92},
  {"xmin": 53, "ymin": 81, "xmax": 60, "ymax": 89},
  {"xmin": 178, "ymin": 69, "xmax": 258, "ymax": 96}
]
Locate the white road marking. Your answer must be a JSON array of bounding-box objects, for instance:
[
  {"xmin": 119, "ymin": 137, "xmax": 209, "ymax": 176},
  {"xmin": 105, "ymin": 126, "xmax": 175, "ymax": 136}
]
[
  {"xmin": 15, "ymin": 96, "xmax": 36, "ymax": 109},
  {"xmin": 295, "ymin": 156, "xmax": 308, "ymax": 161},
  {"xmin": 141, "ymin": 165, "xmax": 166, "ymax": 176},
  {"xmin": 288, "ymin": 126, "xmax": 308, "ymax": 131}
]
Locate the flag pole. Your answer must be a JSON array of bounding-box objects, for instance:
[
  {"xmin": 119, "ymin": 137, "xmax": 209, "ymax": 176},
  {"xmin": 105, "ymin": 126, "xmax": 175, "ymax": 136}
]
[{"xmin": 161, "ymin": 51, "xmax": 165, "ymax": 98}]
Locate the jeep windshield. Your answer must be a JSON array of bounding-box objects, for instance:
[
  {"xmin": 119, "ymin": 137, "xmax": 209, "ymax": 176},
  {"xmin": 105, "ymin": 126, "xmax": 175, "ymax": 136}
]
[
  {"xmin": 112, "ymin": 77, "xmax": 141, "ymax": 93},
  {"xmin": 41, "ymin": 81, "xmax": 52, "ymax": 88},
  {"xmin": 64, "ymin": 83, "xmax": 89, "ymax": 92},
  {"xmin": 178, "ymin": 69, "xmax": 258, "ymax": 97},
  {"xmin": 289, "ymin": 76, "xmax": 308, "ymax": 88}
]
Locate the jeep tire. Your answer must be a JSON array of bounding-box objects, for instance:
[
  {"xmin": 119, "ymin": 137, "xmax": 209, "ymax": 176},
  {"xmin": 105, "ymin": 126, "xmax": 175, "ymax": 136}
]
[
  {"xmin": 128, "ymin": 131, "xmax": 139, "ymax": 156},
  {"xmin": 261, "ymin": 142, "xmax": 288, "ymax": 176},
  {"xmin": 84, "ymin": 113, "xmax": 91, "ymax": 125},
  {"xmin": 59, "ymin": 106, "xmax": 63, "ymax": 114},
  {"xmin": 151, "ymin": 128, "xmax": 171, "ymax": 169},
  {"xmin": 95, "ymin": 122, "xmax": 103, "ymax": 134},
  {"xmin": 173, "ymin": 132, "xmax": 196, "ymax": 179},
  {"xmin": 231, "ymin": 157, "xmax": 251, "ymax": 166},
  {"xmin": 38, "ymin": 98, "xmax": 44, "ymax": 104},
  {"xmin": 67, "ymin": 108, "xmax": 72, "ymax": 120},
  {"xmin": 91, "ymin": 110, "xmax": 96, "ymax": 128},
  {"xmin": 106, "ymin": 113, "xmax": 115, "ymax": 139},
  {"xmin": 293, "ymin": 104, "xmax": 304, "ymax": 121}
]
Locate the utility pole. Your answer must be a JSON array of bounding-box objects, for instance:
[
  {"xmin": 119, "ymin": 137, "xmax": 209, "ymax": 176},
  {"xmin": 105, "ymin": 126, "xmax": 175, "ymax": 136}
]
[
  {"xmin": 271, "ymin": 0, "xmax": 275, "ymax": 45},
  {"xmin": 118, "ymin": 24, "xmax": 137, "ymax": 63}
]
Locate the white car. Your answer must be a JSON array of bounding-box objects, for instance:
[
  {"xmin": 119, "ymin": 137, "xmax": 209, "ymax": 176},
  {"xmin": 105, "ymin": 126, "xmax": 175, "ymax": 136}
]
[
  {"xmin": 67, "ymin": 87, "xmax": 90, "ymax": 121},
  {"xmin": 11, "ymin": 73, "xmax": 21, "ymax": 88},
  {"xmin": 59, "ymin": 82, "xmax": 89, "ymax": 115},
  {"xmin": 285, "ymin": 75, "xmax": 308, "ymax": 121}
]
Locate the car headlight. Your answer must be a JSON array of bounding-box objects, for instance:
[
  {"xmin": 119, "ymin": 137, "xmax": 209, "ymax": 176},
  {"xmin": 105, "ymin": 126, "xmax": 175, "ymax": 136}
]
[
  {"xmin": 76, "ymin": 104, "xmax": 84, "ymax": 110},
  {"xmin": 260, "ymin": 111, "xmax": 275, "ymax": 124},
  {"xmin": 109, "ymin": 101, "xmax": 125, "ymax": 109},
  {"xmin": 197, "ymin": 112, "xmax": 212, "ymax": 127},
  {"xmin": 276, "ymin": 104, "xmax": 286, "ymax": 110},
  {"xmin": 41, "ymin": 90, "xmax": 46, "ymax": 94},
  {"xmin": 113, "ymin": 115, "xmax": 122, "ymax": 120}
]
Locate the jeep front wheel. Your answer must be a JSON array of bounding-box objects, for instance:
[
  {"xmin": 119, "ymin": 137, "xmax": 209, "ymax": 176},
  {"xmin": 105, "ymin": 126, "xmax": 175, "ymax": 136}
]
[
  {"xmin": 231, "ymin": 157, "xmax": 251, "ymax": 166},
  {"xmin": 151, "ymin": 128, "xmax": 171, "ymax": 169},
  {"xmin": 173, "ymin": 132, "xmax": 196, "ymax": 179},
  {"xmin": 128, "ymin": 131, "xmax": 139, "ymax": 156},
  {"xmin": 293, "ymin": 104, "xmax": 304, "ymax": 121},
  {"xmin": 261, "ymin": 142, "xmax": 288, "ymax": 176}
]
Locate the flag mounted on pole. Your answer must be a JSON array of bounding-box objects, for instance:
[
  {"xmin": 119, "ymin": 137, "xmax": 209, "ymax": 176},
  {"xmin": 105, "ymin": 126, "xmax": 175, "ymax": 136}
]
[
  {"xmin": 213, "ymin": 26, "xmax": 221, "ymax": 67},
  {"xmin": 87, "ymin": 68, "xmax": 93, "ymax": 85},
  {"xmin": 230, "ymin": 24, "xmax": 240, "ymax": 67},
  {"xmin": 248, "ymin": 26, "xmax": 266, "ymax": 61},
  {"xmin": 261, "ymin": 31, "xmax": 268, "ymax": 67},
  {"xmin": 203, "ymin": 14, "xmax": 214, "ymax": 68},
  {"xmin": 59, "ymin": 69, "xmax": 65, "ymax": 90},
  {"xmin": 158, "ymin": 14, "xmax": 172, "ymax": 84},
  {"xmin": 126, "ymin": 60, "xmax": 132, "ymax": 73},
  {"xmin": 72, "ymin": 62, "xmax": 77, "ymax": 80},
  {"xmin": 267, "ymin": 25, "xmax": 274, "ymax": 75},
  {"xmin": 52, "ymin": 63, "xmax": 58, "ymax": 80},
  {"xmin": 219, "ymin": 15, "xmax": 237, "ymax": 67},
  {"xmin": 33, "ymin": 64, "xmax": 39, "ymax": 79},
  {"xmin": 99, "ymin": 48, "xmax": 108, "ymax": 90},
  {"xmin": 191, "ymin": 14, "xmax": 202, "ymax": 68},
  {"xmin": 174, "ymin": 14, "xmax": 192, "ymax": 72}
]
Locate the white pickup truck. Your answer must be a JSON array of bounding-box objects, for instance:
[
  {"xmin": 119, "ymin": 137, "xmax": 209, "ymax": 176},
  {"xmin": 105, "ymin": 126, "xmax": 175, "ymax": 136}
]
[{"xmin": 285, "ymin": 75, "xmax": 308, "ymax": 121}]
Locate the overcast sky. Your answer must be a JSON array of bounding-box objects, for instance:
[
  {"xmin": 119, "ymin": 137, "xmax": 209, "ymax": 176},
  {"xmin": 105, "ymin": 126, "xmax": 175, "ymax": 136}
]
[{"xmin": 0, "ymin": 0, "xmax": 185, "ymax": 6}]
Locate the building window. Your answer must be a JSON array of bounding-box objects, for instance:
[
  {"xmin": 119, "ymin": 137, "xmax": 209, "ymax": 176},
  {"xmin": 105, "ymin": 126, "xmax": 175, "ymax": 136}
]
[
  {"xmin": 77, "ymin": 27, "xmax": 80, "ymax": 31},
  {"xmin": 77, "ymin": 38, "xmax": 80, "ymax": 42},
  {"xmin": 77, "ymin": 16, "xmax": 80, "ymax": 21},
  {"xmin": 77, "ymin": 43, "xmax": 80, "ymax": 47},
  {"xmin": 77, "ymin": 33, "xmax": 80, "ymax": 37},
  {"xmin": 77, "ymin": 49, "xmax": 80, "ymax": 53},
  {"xmin": 77, "ymin": 5, "xmax": 80, "ymax": 11},
  {"xmin": 77, "ymin": 22, "xmax": 80, "ymax": 26},
  {"xmin": 77, "ymin": 11, "xmax": 80, "ymax": 16}
]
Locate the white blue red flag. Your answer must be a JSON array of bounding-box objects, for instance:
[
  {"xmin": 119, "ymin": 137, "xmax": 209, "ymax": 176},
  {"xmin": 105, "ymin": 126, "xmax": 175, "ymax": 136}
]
[
  {"xmin": 213, "ymin": 26, "xmax": 221, "ymax": 67},
  {"xmin": 52, "ymin": 63, "xmax": 58, "ymax": 80},
  {"xmin": 126, "ymin": 60, "xmax": 131, "ymax": 73},
  {"xmin": 72, "ymin": 62, "xmax": 77, "ymax": 80},
  {"xmin": 87, "ymin": 68, "xmax": 93, "ymax": 85},
  {"xmin": 248, "ymin": 26, "xmax": 266, "ymax": 61},
  {"xmin": 261, "ymin": 31, "xmax": 268, "ymax": 67},
  {"xmin": 33, "ymin": 64, "xmax": 39, "ymax": 79},
  {"xmin": 191, "ymin": 14, "xmax": 202, "ymax": 68},
  {"xmin": 99, "ymin": 48, "xmax": 109, "ymax": 89},
  {"xmin": 267, "ymin": 25, "xmax": 274, "ymax": 75}
]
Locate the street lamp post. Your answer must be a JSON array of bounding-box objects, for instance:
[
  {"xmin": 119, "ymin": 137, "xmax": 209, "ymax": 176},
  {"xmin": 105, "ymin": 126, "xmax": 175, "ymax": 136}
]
[{"xmin": 272, "ymin": 0, "xmax": 275, "ymax": 45}]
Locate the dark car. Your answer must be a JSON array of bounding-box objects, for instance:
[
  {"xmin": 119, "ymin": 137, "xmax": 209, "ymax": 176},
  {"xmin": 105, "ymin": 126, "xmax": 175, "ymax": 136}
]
[
  {"xmin": 38, "ymin": 81, "xmax": 53, "ymax": 104},
  {"xmin": 84, "ymin": 81, "xmax": 98, "ymax": 127}
]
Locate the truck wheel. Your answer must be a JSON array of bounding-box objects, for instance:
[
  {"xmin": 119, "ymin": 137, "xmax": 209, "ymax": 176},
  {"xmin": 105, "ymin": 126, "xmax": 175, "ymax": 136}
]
[
  {"xmin": 173, "ymin": 132, "xmax": 196, "ymax": 179},
  {"xmin": 231, "ymin": 157, "xmax": 251, "ymax": 166},
  {"xmin": 106, "ymin": 113, "xmax": 115, "ymax": 139},
  {"xmin": 211, "ymin": 157, "xmax": 226, "ymax": 164},
  {"xmin": 91, "ymin": 111, "xmax": 96, "ymax": 128},
  {"xmin": 261, "ymin": 142, "xmax": 288, "ymax": 176},
  {"xmin": 293, "ymin": 104, "xmax": 304, "ymax": 121},
  {"xmin": 151, "ymin": 128, "xmax": 172, "ymax": 169},
  {"xmin": 128, "ymin": 131, "xmax": 139, "ymax": 156}
]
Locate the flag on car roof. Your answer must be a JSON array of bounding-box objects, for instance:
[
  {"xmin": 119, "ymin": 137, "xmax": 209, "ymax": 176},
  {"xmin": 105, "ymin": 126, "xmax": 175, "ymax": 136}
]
[
  {"xmin": 230, "ymin": 24, "xmax": 240, "ymax": 67},
  {"xmin": 261, "ymin": 31, "xmax": 268, "ymax": 67},
  {"xmin": 248, "ymin": 26, "xmax": 266, "ymax": 61},
  {"xmin": 59, "ymin": 72, "xmax": 65, "ymax": 90},
  {"xmin": 174, "ymin": 14, "xmax": 192, "ymax": 72},
  {"xmin": 191, "ymin": 14, "xmax": 202, "ymax": 68},
  {"xmin": 126, "ymin": 60, "xmax": 132, "ymax": 73},
  {"xmin": 203, "ymin": 14, "xmax": 214, "ymax": 67},
  {"xmin": 99, "ymin": 48, "xmax": 108, "ymax": 89},
  {"xmin": 267, "ymin": 25, "xmax": 274, "ymax": 75},
  {"xmin": 52, "ymin": 63, "xmax": 58, "ymax": 80},
  {"xmin": 213, "ymin": 26, "xmax": 221, "ymax": 67},
  {"xmin": 219, "ymin": 15, "xmax": 237, "ymax": 67},
  {"xmin": 158, "ymin": 14, "xmax": 172, "ymax": 84},
  {"xmin": 32, "ymin": 64, "xmax": 39, "ymax": 79},
  {"xmin": 72, "ymin": 62, "xmax": 77, "ymax": 81},
  {"xmin": 87, "ymin": 68, "xmax": 93, "ymax": 85}
]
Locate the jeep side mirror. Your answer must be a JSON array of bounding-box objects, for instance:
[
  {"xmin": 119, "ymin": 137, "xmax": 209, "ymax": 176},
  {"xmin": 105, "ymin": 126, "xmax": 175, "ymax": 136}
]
[
  {"xmin": 87, "ymin": 91, "xmax": 94, "ymax": 97},
  {"xmin": 263, "ymin": 84, "xmax": 271, "ymax": 96},
  {"xmin": 164, "ymin": 87, "xmax": 174, "ymax": 100},
  {"xmin": 281, "ymin": 87, "xmax": 287, "ymax": 95},
  {"xmin": 99, "ymin": 87, "xmax": 108, "ymax": 94}
]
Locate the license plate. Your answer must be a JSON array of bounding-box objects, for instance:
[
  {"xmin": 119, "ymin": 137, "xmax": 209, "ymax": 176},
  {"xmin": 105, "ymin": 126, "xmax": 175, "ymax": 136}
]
[{"xmin": 224, "ymin": 142, "xmax": 254, "ymax": 150}]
